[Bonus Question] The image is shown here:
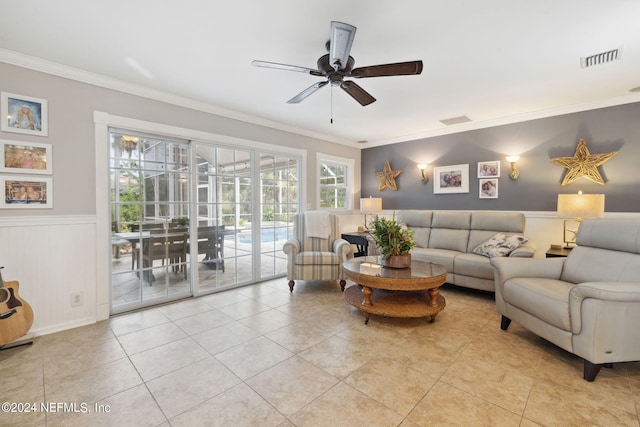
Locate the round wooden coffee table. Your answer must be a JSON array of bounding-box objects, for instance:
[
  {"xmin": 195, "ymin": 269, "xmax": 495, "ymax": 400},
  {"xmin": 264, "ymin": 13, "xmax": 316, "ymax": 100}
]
[{"xmin": 343, "ymin": 256, "xmax": 447, "ymax": 324}]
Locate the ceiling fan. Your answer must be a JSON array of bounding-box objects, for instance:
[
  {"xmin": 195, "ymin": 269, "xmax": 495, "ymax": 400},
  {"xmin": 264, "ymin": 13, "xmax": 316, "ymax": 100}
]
[{"xmin": 252, "ymin": 21, "xmax": 423, "ymax": 106}]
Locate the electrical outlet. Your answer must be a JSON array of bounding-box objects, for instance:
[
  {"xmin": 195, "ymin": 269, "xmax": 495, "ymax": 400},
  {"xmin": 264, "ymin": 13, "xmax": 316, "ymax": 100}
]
[{"xmin": 71, "ymin": 292, "xmax": 83, "ymax": 307}]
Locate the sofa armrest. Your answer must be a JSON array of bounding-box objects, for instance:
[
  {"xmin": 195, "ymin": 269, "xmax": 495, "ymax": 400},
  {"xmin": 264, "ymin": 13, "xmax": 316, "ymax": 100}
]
[
  {"xmin": 571, "ymin": 282, "xmax": 640, "ymax": 303},
  {"xmin": 283, "ymin": 239, "xmax": 301, "ymax": 260},
  {"xmin": 509, "ymin": 241, "xmax": 536, "ymax": 258},
  {"xmin": 569, "ymin": 282, "xmax": 640, "ymax": 334},
  {"xmin": 491, "ymin": 257, "xmax": 565, "ymax": 283},
  {"xmin": 491, "ymin": 257, "xmax": 566, "ymax": 312},
  {"xmin": 334, "ymin": 238, "xmax": 353, "ymax": 261}
]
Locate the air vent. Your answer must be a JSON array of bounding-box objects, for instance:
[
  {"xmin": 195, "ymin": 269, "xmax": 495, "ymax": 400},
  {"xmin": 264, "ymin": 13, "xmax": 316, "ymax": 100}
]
[
  {"xmin": 580, "ymin": 47, "xmax": 622, "ymax": 68},
  {"xmin": 440, "ymin": 115, "xmax": 472, "ymax": 126}
]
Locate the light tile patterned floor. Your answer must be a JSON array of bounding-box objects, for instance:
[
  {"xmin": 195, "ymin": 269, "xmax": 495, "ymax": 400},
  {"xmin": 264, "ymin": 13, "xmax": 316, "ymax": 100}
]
[{"xmin": 2, "ymin": 279, "xmax": 639, "ymax": 426}]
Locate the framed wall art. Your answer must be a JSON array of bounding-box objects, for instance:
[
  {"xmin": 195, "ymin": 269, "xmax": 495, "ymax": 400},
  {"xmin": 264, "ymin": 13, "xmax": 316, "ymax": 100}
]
[
  {"xmin": 479, "ymin": 178, "xmax": 498, "ymax": 199},
  {"xmin": 2, "ymin": 175, "xmax": 52, "ymax": 208},
  {"xmin": 1, "ymin": 92, "xmax": 48, "ymax": 136},
  {"xmin": 0, "ymin": 140, "xmax": 52, "ymax": 174},
  {"xmin": 477, "ymin": 160, "xmax": 500, "ymax": 178},
  {"xmin": 433, "ymin": 164, "xmax": 469, "ymax": 194}
]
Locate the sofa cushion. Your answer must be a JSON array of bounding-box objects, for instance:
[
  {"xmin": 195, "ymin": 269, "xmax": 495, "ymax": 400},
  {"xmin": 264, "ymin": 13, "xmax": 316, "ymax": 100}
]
[
  {"xmin": 467, "ymin": 212, "xmax": 525, "ymax": 251},
  {"xmin": 429, "ymin": 228, "xmax": 470, "ymax": 252},
  {"xmin": 431, "ymin": 211, "xmax": 471, "ymax": 229},
  {"xmin": 398, "ymin": 210, "xmax": 433, "ymax": 228},
  {"xmin": 411, "ymin": 247, "xmax": 457, "ymax": 272},
  {"xmin": 399, "ymin": 211, "xmax": 432, "ymax": 248},
  {"xmin": 576, "ymin": 218, "xmax": 640, "ymax": 254},
  {"xmin": 454, "ymin": 253, "xmax": 494, "ymax": 280},
  {"xmin": 471, "ymin": 211, "xmax": 525, "ymax": 233},
  {"xmin": 473, "ymin": 233, "xmax": 529, "ymax": 257},
  {"xmin": 411, "ymin": 228, "xmax": 431, "ymax": 248},
  {"xmin": 561, "ymin": 246, "xmax": 640, "ymax": 284},
  {"xmin": 428, "ymin": 211, "xmax": 470, "ymax": 252},
  {"xmin": 503, "ymin": 277, "xmax": 573, "ymax": 330}
]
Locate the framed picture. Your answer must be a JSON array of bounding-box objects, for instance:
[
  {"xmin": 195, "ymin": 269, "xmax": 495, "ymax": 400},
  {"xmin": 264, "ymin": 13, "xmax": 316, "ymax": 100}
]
[
  {"xmin": 477, "ymin": 160, "xmax": 500, "ymax": 178},
  {"xmin": 0, "ymin": 140, "xmax": 52, "ymax": 174},
  {"xmin": 1, "ymin": 92, "xmax": 48, "ymax": 136},
  {"xmin": 433, "ymin": 164, "xmax": 469, "ymax": 194},
  {"xmin": 479, "ymin": 178, "xmax": 499, "ymax": 199},
  {"xmin": 2, "ymin": 175, "xmax": 52, "ymax": 208}
]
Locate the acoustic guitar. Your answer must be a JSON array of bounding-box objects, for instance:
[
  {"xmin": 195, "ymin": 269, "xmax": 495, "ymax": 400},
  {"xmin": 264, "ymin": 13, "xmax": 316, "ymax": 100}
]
[{"xmin": 0, "ymin": 267, "xmax": 34, "ymax": 347}]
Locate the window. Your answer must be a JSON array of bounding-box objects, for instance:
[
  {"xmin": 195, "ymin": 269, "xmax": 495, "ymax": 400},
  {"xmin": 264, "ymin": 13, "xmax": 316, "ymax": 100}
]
[{"xmin": 317, "ymin": 153, "xmax": 354, "ymax": 210}]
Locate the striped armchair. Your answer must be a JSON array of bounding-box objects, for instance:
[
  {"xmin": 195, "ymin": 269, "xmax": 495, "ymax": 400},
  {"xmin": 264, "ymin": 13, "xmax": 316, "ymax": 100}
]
[{"xmin": 283, "ymin": 211, "xmax": 353, "ymax": 292}]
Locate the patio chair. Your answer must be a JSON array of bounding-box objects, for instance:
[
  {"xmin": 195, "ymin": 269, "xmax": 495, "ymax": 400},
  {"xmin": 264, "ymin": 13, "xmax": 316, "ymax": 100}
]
[
  {"xmin": 142, "ymin": 229, "xmax": 188, "ymax": 282},
  {"xmin": 131, "ymin": 223, "xmax": 164, "ymax": 270},
  {"xmin": 188, "ymin": 225, "xmax": 226, "ymax": 272}
]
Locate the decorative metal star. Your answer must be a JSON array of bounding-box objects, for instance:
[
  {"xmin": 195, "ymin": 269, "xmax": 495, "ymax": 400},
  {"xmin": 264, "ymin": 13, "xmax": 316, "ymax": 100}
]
[
  {"xmin": 551, "ymin": 139, "xmax": 617, "ymax": 186},
  {"xmin": 375, "ymin": 160, "xmax": 402, "ymax": 191}
]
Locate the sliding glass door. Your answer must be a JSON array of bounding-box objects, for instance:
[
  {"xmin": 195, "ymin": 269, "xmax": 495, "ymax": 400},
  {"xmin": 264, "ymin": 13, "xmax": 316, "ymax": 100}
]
[
  {"xmin": 191, "ymin": 147, "xmax": 300, "ymax": 289},
  {"xmin": 110, "ymin": 131, "xmax": 191, "ymax": 313},
  {"xmin": 257, "ymin": 153, "xmax": 298, "ymax": 280},
  {"xmin": 110, "ymin": 131, "xmax": 301, "ymax": 313},
  {"xmin": 193, "ymin": 144, "xmax": 253, "ymax": 292}
]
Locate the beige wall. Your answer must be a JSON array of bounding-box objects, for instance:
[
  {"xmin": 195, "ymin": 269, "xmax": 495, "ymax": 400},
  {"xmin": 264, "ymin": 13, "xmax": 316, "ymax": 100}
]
[{"xmin": 0, "ymin": 61, "xmax": 361, "ymax": 215}]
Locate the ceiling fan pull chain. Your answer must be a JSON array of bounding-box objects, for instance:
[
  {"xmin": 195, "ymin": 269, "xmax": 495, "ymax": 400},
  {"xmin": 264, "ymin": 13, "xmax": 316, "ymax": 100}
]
[{"xmin": 330, "ymin": 85, "xmax": 334, "ymax": 124}]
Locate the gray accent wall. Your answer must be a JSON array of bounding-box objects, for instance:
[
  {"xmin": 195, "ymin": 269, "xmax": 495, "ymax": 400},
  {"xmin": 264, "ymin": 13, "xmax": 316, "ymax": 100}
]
[{"xmin": 362, "ymin": 102, "xmax": 640, "ymax": 212}]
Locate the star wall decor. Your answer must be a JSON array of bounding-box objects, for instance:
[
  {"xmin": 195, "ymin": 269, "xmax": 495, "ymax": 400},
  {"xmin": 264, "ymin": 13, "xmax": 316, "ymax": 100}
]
[
  {"xmin": 551, "ymin": 139, "xmax": 617, "ymax": 186},
  {"xmin": 375, "ymin": 160, "xmax": 402, "ymax": 191}
]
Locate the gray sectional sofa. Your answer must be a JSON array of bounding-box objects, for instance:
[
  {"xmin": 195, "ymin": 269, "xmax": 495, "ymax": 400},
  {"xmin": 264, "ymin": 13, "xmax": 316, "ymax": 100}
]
[{"xmin": 395, "ymin": 210, "xmax": 536, "ymax": 292}]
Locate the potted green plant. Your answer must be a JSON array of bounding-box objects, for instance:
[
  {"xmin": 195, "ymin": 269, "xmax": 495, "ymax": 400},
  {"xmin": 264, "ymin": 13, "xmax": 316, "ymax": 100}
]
[{"xmin": 369, "ymin": 213, "xmax": 415, "ymax": 268}]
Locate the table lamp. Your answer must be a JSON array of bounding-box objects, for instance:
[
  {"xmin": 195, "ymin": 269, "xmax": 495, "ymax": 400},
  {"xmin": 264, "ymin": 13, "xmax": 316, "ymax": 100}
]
[
  {"xmin": 360, "ymin": 197, "xmax": 382, "ymax": 231},
  {"xmin": 557, "ymin": 191, "xmax": 605, "ymax": 247}
]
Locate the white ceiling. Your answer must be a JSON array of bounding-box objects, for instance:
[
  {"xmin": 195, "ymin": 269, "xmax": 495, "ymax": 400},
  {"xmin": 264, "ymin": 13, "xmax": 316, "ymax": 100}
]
[{"xmin": 2, "ymin": 0, "xmax": 640, "ymax": 148}]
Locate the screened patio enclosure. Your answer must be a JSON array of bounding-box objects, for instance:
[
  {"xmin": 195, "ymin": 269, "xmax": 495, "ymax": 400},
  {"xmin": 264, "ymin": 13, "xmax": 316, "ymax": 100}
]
[{"xmin": 110, "ymin": 131, "xmax": 299, "ymax": 313}]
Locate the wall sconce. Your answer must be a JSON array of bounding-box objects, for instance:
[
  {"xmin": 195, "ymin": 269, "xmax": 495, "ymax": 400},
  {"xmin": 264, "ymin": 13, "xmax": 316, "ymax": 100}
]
[
  {"xmin": 557, "ymin": 191, "xmax": 605, "ymax": 248},
  {"xmin": 506, "ymin": 156, "xmax": 520, "ymax": 180},
  {"xmin": 417, "ymin": 164, "xmax": 429, "ymax": 183}
]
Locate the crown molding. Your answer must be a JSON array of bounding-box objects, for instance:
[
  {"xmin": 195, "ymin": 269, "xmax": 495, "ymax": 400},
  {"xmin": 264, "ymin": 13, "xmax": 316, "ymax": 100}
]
[
  {"xmin": 2, "ymin": 48, "xmax": 639, "ymax": 150},
  {"xmin": 0, "ymin": 48, "xmax": 358, "ymax": 148},
  {"xmin": 364, "ymin": 92, "xmax": 640, "ymax": 147}
]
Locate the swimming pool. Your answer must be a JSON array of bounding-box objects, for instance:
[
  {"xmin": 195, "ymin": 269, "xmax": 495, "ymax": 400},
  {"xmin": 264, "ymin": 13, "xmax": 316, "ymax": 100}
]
[{"xmin": 233, "ymin": 226, "xmax": 290, "ymax": 244}]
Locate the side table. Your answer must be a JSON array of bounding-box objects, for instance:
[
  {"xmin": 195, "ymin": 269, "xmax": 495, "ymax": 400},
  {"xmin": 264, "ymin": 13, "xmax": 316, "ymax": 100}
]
[
  {"xmin": 341, "ymin": 232, "xmax": 370, "ymax": 257},
  {"xmin": 546, "ymin": 247, "xmax": 572, "ymax": 258}
]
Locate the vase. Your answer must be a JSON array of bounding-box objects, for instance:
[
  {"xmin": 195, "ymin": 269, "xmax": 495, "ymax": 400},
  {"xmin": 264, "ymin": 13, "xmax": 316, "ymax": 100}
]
[{"xmin": 381, "ymin": 254, "xmax": 412, "ymax": 268}]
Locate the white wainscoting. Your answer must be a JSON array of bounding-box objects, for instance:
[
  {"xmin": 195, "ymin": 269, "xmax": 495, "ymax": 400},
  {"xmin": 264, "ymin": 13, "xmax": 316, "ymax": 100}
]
[
  {"xmin": 0, "ymin": 215, "xmax": 98, "ymax": 339},
  {"xmin": 2, "ymin": 211, "xmax": 637, "ymax": 339}
]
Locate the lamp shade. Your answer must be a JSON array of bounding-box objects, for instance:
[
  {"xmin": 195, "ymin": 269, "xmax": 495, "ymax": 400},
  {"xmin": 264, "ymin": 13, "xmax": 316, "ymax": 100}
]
[
  {"xmin": 360, "ymin": 197, "xmax": 382, "ymax": 213},
  {"xmin": 557, "ymin": 193, "xmax": 605, "ymax": 218}
]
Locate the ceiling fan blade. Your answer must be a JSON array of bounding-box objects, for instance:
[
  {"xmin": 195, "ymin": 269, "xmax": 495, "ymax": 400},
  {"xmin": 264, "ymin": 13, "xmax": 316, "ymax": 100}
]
[
  {"xmin": 329, "ymin": 21, "xmax": 357, "ymax": 71},
  {"xmin": 287, "ymin": 81, "xmax": 329, "ymax": 104},
  {"xmin": 350, "ymin": 60, "xmax": 423, "ymax": 78},
  {"xmin": 251, "ymin": 60, "xmax": 324, "ymax": 77},
  {"xmin": 340, "ymin": 81, "xmax": 376, "ymax": 106}
]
